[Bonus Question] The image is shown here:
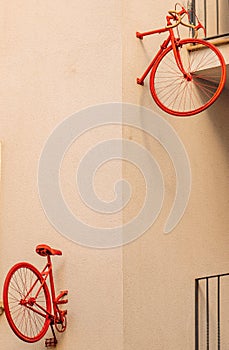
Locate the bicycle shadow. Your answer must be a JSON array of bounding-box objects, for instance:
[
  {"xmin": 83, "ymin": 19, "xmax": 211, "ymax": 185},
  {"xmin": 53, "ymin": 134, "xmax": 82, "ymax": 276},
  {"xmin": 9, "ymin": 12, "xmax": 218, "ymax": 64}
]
[{"xmin": 207, "ymin": 80, "xmax": 229, "ymax": 155}]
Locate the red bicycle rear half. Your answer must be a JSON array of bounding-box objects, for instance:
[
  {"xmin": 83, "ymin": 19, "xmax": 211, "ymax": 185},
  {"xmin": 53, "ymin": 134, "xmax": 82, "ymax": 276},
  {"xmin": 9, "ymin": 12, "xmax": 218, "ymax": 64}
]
[{"xmin": 3, "ymin": 262, "xmax": 51, "ymax": 343}]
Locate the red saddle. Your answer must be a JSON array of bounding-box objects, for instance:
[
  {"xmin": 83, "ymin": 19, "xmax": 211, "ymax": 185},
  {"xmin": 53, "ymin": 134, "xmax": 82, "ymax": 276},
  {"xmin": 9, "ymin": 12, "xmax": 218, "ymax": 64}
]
[{"xmin": 36, "ymin": 244, "xmax": 62, "ymax": 257}]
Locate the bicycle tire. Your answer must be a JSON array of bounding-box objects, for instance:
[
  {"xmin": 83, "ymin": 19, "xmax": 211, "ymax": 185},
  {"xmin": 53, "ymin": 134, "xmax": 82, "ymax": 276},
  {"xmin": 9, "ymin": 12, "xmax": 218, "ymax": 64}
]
[
  {"xmin": 150, "ymin": 38, "xmax": 226, "ymax": 116},
  {"xmin": 3, "ymin": 262, "xmax": 51, "ymax": 343}
]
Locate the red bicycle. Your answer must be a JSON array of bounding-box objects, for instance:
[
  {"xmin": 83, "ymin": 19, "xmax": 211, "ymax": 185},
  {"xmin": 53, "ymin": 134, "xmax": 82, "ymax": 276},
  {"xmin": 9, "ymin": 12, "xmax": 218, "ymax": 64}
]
[
  {"xmin": 3, "ymin": 244, "xmax": 68, "ymax": 345},
  {"xmin": 136, "ymin": 3, "xmax": 226, "ymax": 116}
]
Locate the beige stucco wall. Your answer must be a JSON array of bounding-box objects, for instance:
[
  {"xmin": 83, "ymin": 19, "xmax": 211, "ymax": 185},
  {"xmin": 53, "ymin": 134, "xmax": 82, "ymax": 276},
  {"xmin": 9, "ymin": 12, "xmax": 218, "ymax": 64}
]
[
  {"xmin": 0, "ymin": 1, "xmax": 123, "ymax": 349},
  {"xmin": 0, "ymin": 1, "xmax": 228, "ymax": 349},
  {"xmin": 123, "ymin": 1, "xmax": 229, "ymax": 349}
]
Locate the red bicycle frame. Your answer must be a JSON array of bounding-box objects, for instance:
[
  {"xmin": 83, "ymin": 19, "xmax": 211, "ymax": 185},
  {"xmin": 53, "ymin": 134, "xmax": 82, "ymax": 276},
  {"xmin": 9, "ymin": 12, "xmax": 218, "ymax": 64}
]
[
  {"xmin": 3, "ymin": 244, "xmax": 68, "ymax": 346},
  {"xmin": 22, "ymin": 254, "xmax": 68, "ymax": 323},
  {"xmin": 136, "ymin": 5, "xmax": 205, "ymax": 85}
]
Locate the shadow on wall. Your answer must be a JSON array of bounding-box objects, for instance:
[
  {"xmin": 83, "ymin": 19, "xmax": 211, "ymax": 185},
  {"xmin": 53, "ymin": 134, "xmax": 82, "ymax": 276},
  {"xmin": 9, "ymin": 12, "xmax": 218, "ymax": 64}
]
[{"xmin": 207, "ymin": 76, "xmax": 229, "ymax": 155}]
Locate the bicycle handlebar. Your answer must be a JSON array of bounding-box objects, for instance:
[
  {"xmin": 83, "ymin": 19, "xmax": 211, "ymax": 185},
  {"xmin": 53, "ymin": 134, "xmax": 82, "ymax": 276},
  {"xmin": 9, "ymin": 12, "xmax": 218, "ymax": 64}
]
[
  {"xmin": 165, "ymin": 5, "xmax": 206, "ymax": 37},
  {"xmin": 166, "ymin": 10, "xmax": 182, "ymax": 29}
]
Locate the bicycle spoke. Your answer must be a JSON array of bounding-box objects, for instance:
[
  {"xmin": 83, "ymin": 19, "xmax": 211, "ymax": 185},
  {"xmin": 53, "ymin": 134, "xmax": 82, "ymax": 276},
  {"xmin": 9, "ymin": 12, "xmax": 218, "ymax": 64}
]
[
  {"xmin": 151, "ymin": 38, "xmax": 225, "ymax": 115},
  {"xmin": 4, "ymin": 263, "xmax": 51, "ymax": 342},
  {"xmin": 12, "ymin": 273, "xmax": 25, "ymax": 298},
  {"xmin": 193, "ymin": 73, "xmax": 221, "ymax": 86},
  {"xmin": 156, "ymin": 78, "xmax": 184, "ymax": 104},
  {"xmin": 172, "ymin": 81, "xmax": 187, "ymax": 108}
]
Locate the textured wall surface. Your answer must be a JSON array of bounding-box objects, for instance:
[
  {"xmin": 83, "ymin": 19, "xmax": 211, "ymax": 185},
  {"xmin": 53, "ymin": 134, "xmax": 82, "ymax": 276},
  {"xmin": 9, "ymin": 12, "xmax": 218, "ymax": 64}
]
[
  {"xmin": 0, "ymin": 1, "xmax": 228, "ymax": 349},
  {"xmin": 0, "ymin": 1, "xmax": 123, "ymax": 349},
  {"xmin": 122, "ymin": 1, "xmax": 229, "ymax": 349}
]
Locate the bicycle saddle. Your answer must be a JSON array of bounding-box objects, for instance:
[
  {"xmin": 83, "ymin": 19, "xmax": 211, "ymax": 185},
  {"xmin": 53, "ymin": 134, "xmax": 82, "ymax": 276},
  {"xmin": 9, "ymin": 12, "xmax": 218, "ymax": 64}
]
[{"xmin": 36, "ymin": 244, "xmax": 62, "ymax": 257}]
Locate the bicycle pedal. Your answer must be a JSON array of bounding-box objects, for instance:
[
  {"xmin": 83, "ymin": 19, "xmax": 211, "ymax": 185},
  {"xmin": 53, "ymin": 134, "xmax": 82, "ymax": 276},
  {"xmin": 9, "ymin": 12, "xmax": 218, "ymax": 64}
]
[
  {"xmin": 45, "ymin": 337, "xmax": 58, "ymax": 347},
  {"xmin": 57, "ymin": 298, "xmax": 68, "ymax": 305}
]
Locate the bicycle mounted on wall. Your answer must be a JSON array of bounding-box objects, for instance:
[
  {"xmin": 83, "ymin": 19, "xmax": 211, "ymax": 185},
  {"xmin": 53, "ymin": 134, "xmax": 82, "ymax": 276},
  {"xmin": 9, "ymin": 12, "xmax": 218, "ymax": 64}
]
[
  {"xmin": 3, "ymin": 244, "xmax": 68, "ymax": 347},
  {"xmin": 136, "ymin": 3, "xmax": 226, "ymax": 116}
]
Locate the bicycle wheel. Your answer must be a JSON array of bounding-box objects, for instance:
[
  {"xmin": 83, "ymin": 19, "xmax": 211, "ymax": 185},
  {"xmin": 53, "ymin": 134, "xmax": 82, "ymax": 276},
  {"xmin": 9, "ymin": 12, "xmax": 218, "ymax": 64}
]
[
  {"xmin": 150, "ymin": 38, "xmax": 226, "ymax": 116},
  {"xmin": 3, "ymin": 262, "xmax": 51, "ymax": 343}
]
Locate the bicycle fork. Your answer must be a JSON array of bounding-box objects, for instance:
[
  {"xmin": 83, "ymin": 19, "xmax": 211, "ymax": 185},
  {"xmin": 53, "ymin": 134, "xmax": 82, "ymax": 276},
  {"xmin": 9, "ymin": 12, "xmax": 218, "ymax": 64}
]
[
  {"xmin": 170, "ymin": 30, "xmax": 193, "ymax": 81},
  {"xmin": 136, "ymin": 29, "xmax": 192, "ymax": 85}
]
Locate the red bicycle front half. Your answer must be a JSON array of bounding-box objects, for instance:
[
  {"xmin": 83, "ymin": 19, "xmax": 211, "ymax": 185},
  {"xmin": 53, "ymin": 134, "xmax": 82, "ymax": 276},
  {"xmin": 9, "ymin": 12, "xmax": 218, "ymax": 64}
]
[{"xmin": 136, "ymin": 3, "xmax": 226, "ymax": 116}]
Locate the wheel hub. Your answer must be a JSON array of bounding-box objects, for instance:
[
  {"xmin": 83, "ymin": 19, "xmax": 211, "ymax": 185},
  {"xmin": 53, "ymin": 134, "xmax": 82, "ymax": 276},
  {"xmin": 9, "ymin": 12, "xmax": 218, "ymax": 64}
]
[
  {"xmin": 20, "ymin": 297, "xmax": 36, "ymax": 306},
  {"xmin": 183, "ymin": 73, "xmax": 192, "ymax": 81}
]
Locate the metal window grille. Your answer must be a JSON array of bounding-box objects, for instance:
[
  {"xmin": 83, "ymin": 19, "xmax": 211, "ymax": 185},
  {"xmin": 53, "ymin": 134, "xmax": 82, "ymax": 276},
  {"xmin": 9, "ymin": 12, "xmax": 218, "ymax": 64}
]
[
  {"xmin": 188, "ymin": 0, "xmax": 229, "ymax": 39},
  {"xmin": 195, "ymin": 273, "xmax": 229, "ymax": 350}
]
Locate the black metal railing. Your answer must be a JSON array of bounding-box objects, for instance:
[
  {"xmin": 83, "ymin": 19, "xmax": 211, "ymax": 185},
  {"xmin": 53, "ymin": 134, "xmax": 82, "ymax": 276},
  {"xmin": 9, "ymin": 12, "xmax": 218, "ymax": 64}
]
[
  {"xmin": 195, "ymin": 272, "xmax": 229, "ymax": 350},
  {"xmin": 188, "ymin": 0, "xmax": 229, "ymax": 39}
]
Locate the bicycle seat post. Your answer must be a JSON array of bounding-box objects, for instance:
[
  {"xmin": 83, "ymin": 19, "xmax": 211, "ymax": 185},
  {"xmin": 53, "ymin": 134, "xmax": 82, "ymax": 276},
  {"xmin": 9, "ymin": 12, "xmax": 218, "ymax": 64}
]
[{"xmin": 46, "ymin": 254, "xmax": 57, "ymax": 307}]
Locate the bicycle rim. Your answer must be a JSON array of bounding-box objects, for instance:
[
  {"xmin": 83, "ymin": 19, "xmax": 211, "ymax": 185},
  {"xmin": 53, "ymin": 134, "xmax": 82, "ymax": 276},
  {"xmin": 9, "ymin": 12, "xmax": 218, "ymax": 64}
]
[
  {"xmin": 3, "ymin": 262, "xmax": 51, "ymax": 343},
  {"xmin": 150, "ymin": 38, "xmax": 226, "ymax": 116}
]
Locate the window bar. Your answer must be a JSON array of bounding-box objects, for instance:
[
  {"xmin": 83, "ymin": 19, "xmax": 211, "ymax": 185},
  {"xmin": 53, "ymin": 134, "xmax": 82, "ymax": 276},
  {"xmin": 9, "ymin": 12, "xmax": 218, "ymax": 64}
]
[
  {"xmin": 195, "ymin": 279, "xmax": 199, "ymax": 350},
  {"xmin": 216, "ymin": 0, "xmax": 219, "ymax": 36},
  {"xmin": 204, "ymin": 0, "xmax": 207, "ymax": 36},
  {"xmin": 206, "ymin": 278, "xmax": 209, "ymax": 350},
  {"xmin": 188, "ymin": 0, "xmax": 196, "ymax": 37},
  {"xmin": 217, "ymin": 276, "xmax": 220, "ymax": 350},
  {"xmin": 187, "ymin": 0, "xmax": 196, "ymax": 24},
  {"xmin": 192, "ymin": 0, "xmax": 196, "ymax": 22},
  {"xmin": 195, "ymin": 273, "xmax": 229, "ymax": 349}
]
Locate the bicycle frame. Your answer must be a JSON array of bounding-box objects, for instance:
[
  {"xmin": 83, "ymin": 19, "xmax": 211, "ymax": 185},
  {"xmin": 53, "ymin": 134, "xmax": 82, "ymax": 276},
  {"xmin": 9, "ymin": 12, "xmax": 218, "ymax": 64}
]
[
  {"xmin": 23, "ymin": 255, "xmax": 66, "ymax": 323},
  {"xmin": 3, "ymin": 244, "xmax": 68, "ymax": 345},
  {"xmin": 136, "ymin": 27, "xmax": 179, "ymax": 85},
  {"xmin": 136, "ymin": 4, "xmax": 205, "ymax": 86}
]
